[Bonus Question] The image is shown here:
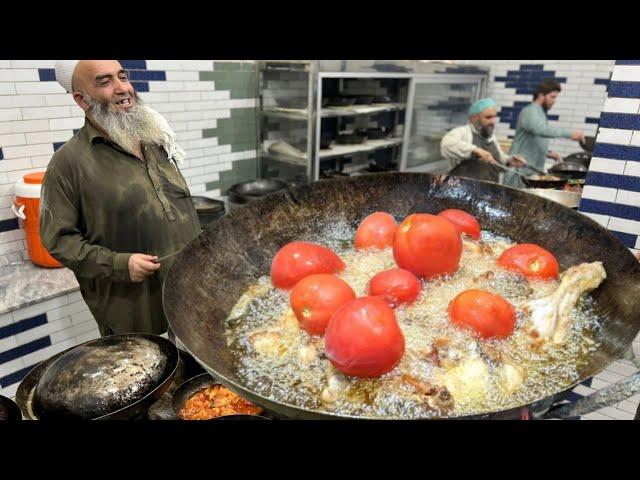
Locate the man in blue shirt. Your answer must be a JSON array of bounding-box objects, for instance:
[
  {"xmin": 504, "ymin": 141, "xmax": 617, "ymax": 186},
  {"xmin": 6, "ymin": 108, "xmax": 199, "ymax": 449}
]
[{"xmin": 505, "ymin": 80, "xmax": 585, "ymax": 187}]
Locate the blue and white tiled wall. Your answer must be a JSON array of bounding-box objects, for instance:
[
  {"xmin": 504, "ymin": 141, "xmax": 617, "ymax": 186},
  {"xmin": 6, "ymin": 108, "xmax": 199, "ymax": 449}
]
[
  {"xmin": 579, "ymin": 60, "xmax": 640, "ymax": 257},
  {"xmin": 0, "ymin": 60, "xmax": 257, "ymax": 400},
  {"xmin": 460, "ymin": 60, "xmax": 615, "ymax": 158},
  {"xmin": 0, "ymin": 60, "xmax": 257, "ymax": 263}
]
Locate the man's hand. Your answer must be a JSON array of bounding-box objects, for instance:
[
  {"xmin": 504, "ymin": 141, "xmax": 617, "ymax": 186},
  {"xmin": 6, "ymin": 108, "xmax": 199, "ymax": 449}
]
[
  {"xmin": 507, "ymin": 155, "xmax": 527, "ymax": 168},
  {"xmin": 128, "ymin": 253, "xmax": 161, "ymax": 282},
  {"xmin": 635, "ymin": 250, "xmax": 640, "ymax": 261},
  {"xmin": 547, "ymin": 151, "xmax": 563, "ymax": 163},
  {"xmin": 473, "ymin": 147, "xmax": 498, "ymax": 165},
  {"xmin": 571, "ymin": 130, "xmax": 586, "ymax": 144}
]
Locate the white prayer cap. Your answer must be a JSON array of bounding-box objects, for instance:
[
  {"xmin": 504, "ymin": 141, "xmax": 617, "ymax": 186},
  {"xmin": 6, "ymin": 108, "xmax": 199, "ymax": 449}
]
[{"xmin": 55, "ymin": 60, "xmax": 80, "ymax": 93}]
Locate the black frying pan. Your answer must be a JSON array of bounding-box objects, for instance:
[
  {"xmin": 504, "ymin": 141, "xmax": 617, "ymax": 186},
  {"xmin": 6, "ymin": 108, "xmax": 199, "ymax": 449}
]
[
  {"xmin": 0, "ymin": 395, "xmax": 22, "ymax": 421},
  {"xmin": 227, "ymin": 179, "xmax": 288, "ymax": 205},
  {"xmin": 550, "ymin": 162, "xmax": 588, "ymax": 180},
  {"xmin": 522, "ymin": 173, "xmax": 569, "ymax": 189},
  {"xmin": 163, "ymin": 173, "xmax": 640, "ymax": 420},
  {"xmin": 19, "ymin": 334, "xmax": 178, "ymax": 420}
]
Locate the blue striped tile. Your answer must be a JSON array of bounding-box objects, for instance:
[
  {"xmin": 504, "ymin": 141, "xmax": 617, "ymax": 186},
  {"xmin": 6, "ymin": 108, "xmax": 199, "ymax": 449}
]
[
  {"xmin": 555, "ymin": 77, "xmax": 567, "ymax": 83},
  {"xmin": 581, "ymin": 378, "xmax": 593, "ymax": 388},
  {"xmin": 599, "ymin": 112, "xmax": 640, "ymax": 130},
  {"xmin": 0, "ymin": 147, "xmax": 3, "ymax": 160},
  {"xmin": 38, "ymin": 68, "xmax": 56, "ymax": 82},
  {"xmin": 565, "ymin": 391, "xmax": 584, "ymax": 402},
  {"xmin": 585, "ymin": 117, "xmax": 600, "ymax": 124},
  {"xmin": 0, "ymin": 314, "xmax": 47, "ymax": 341},
  {"xmin": 609, "ymin": 230, "xmax": 639, "ymax": 248},
  {"xmin": 119, "ymin": 60, "xmax": 147, "ymax": 70},
  {"xmin": 584, "ymin": 171, "xmax": 640, "ymax": 191},
  {"xmin": 593, "ymin": 142, "xmax": 640, "ymax": 161},
  {"xmin": 520, "ymin": 64, "xmax": 545, "ymax": 70},
  {"xmin": 129, "ymin": 70, "xmax": 166, "ymax": 81},
  {"xmin": 0, "ymin": 336, "xmax": 51, "ymax": 365},
  {"xmin": 579, "ymin": 198, "xmax": 640, "ymax": 222},
  {"xmin": 131, "ymin": 82, "xmax": 149, "ymax": 92},
  {"xmin": 594, "ymin": 78, "xmax": 610, "ymax": 86},
  {"xmin": 0, "ymin": 218, "xmax": 19, "ymax": 233},
  {"xmin": 494, "ymin": 76, "xmax": 508, "ymax": 82},
  {"xmin": 53, "ymin": 142, "xmax": 65, "ymax": 152},
  {"xmin": 547, "ymin": 114, "xmax": 559, "ymax": 121},
  {"xmin": 0, "ymin": 362, "xmax": 39, "ymax": 388},
  {"xmin": 608, "ymin": 81, "xmax": 640, "ymax": 98},
  {"xmin": 615, "ymin": 60, "xmax": 640, "ymax": 65}
]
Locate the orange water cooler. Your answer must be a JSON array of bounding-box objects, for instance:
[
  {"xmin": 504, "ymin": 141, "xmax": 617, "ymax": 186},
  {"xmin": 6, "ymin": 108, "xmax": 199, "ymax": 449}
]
[{"xmin": 12, "ymin": 172, "xmax": 62, "ymax": 268}]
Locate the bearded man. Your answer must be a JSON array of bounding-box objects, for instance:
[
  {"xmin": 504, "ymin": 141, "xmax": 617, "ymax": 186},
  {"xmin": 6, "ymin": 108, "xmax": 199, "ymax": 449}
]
[
  {"xmin": 440, "ymin": 98, "xmax": 526, "ymax": 183},
  {"xmin": 40, "ymin": 60, "xmax": 201, "ymax": 336}
]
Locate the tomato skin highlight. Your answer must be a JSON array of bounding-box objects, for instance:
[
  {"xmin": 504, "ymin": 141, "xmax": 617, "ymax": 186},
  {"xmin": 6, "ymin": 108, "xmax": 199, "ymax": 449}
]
[
  {"xmin": 290, "ymin": 274, "xmax": 356, "ymax": 336},
  {"xmin": 354, "ymin": 212, "xmax": 398, "ymax": 250},
  {"xmin": 271, "ymin": 241, "xmax": 345, "ymax": 289},
  {"xmin": 367, "ymin": 268, "xmax": 421, "ymax": 308},
  {"xmin": 393, "ymin": 214, "xmax": 463, "ymax": 279},
  {"xmin": 497, "ymin": 243, "xmax": 559, "ymax": 280},
  {"xmin": 437, "ymin": 209, "xmax": 481, "ymax": 240},
  {"xmin": 448, "ymin": 289, "xmax": 516, "ymax": 339},
  {"xmin": 324, "ymin": 296, "xmax": 405, "ymax": 378}
]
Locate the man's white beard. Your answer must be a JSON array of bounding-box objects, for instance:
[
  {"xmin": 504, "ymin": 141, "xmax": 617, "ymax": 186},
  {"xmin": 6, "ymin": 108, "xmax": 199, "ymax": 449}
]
[{"xmin": 87, "ymin": 95, "xmax": 167, "ymax": 155}]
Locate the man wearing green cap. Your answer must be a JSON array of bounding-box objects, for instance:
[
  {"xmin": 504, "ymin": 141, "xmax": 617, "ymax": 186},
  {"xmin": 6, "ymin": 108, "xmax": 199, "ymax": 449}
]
[
  {"xmin": 505, "ymin": 80, "xmax": 585, "ymax": 187},
  {"xmin": 441, "ymin": 98, "xmax": 526, "ymax": 183}
]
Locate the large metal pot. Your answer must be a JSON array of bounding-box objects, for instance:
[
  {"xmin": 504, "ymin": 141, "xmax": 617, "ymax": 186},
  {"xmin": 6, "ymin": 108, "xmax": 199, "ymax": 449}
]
[
  {"xmin": 163, "ymin": 173, "xmax": 640, "ymax": 420},
  {"xmin": 550, "ymin": 161, "xmax": 588, "ymax": 180}
]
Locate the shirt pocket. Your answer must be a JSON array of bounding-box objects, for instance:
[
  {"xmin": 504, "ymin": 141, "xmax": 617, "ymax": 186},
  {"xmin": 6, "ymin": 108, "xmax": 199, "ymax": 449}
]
[{"xmin": 159, "ymin": 157, "xmax": 191, "ymax": 197}]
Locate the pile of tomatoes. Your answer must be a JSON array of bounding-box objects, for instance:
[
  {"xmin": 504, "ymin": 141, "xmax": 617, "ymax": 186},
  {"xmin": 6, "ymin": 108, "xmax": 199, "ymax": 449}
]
[{"xmin": 269, "ymin": 208, "xmax": 560, "ymax": 379}]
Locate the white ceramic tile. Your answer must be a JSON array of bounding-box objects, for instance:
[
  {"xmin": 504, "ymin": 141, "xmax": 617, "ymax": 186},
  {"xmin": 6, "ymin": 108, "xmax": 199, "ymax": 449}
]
[
  {"xmin": 70, "ymin": 310, "xmax": 94, "ymax": 326},
  {"xmin": 0, "ymin": 69, "xmax": 39, "ymax": 82},
  {"xmin": 624, "ymin": 161, "xmax": 640, "ymax": 177},
  {"xmin": 49, "ymin": 117, "xmax": 85, "ymax": 131},
  {"xmin": 66, "ymin": 291, "xmax": 83, "ymax": 303},
  {"xmin": 45, "ymin": 94, "xmax": 77, "ymax": 107},
  {"xmin": 10, "ymin": 60, "xmax": 56, "ymax": 69},
  {"xmin": 630, "ymin": 131, "xmax": 640, "ymax": 147},
  {"xmin": 0, "ymin": 357, "xmax": 25, "ymax": 378},
  {"xmin": 0, "ymin": 133, "xmax": 26, "ymax": 147},
  {"xmin": 145, "ymin": 60, "xmax": 183, "ymax": 70},
  {"xmin": 15, "ymin": 82, "xmax": 66, "ymax": 95},
  {"xmin": 581, "ymin": 412, "xmax": 615, "ymax": 420},
  {"xmin": 46, "ymin": 300, "xmax": 88, "ymax": 322},
  {"xmin": 586, "ymin": 158, "xmax": 626, "ymax": 175},
  {"xmin": 21, "ymin": 106, "xmax": 71, "ymax": 120},
  {"xmin": 0, "ymin": 109, "xmax": 21, "ymax": 122},
  {"xmin": 581, "ymin": 185, "xmax": 618, "ymax": 203},
  {"xmin": 611, "ymin": 65, "xmax": 640, "ymax": 82},
  {"xmin": 608, "ymin": 216, "xmax": 640, "ymax": 236},
  {"xmin": 0, "ymin": 336, "xmax": 18, "ymax": 353},
  {"xmin": 2, "ymin": 143, "xmax": 53, "ymax": 159},
  {"xmin": 0, "ymin": 119, "xmax": 49, "ymax": 135},
  {"xmin": 148, "ymin": 81, "xmax": 185, "ymax": 92},
  {"xmin": 602, "ymin": 97, "xmax": 640, "ymax": 114},
  {"xmin": 616, "ymin": 189, "xmax": 640, "ymax": 207},
  {"xmin": 25, "ymin": 130, "xmax": 74, "ymax": 144},
  {"xmin": 596, "ymin": 128, "xmax": 633, "ymax": 145},
  {"xmin": 0, "ymin": 158, "xmax": 33, "ymax": 174},
  {"xmin": 165, "ymin": 71, "xmax": 199, "ymax": 81},
  {"xmin": 0, "ymin": 95, "xmax": 46, "ymax": 109}
]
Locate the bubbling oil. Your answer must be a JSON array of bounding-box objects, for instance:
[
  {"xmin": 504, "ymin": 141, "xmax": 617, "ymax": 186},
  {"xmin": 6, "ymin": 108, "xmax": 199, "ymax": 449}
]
[{"xmin": 224, "ymin": 223, "xmax": 602, "ymax": 418}]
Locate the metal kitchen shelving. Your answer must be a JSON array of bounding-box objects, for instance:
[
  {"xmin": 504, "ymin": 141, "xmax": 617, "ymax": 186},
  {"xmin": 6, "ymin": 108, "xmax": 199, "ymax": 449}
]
[{"xmin": 256, "ymin": 61, "xmax": 489, "ymax": 182}]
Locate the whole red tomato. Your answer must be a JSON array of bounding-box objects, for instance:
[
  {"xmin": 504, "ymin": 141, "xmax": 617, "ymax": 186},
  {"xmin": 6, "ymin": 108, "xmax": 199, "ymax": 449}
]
[
  {"xmin": 324, "ymin": 296, "xmax": 405, "ymax": 378},
  {"xmin": 448, "ymin": 289, "xmax": 516, "ymax": 339},
  {"xmin": 290, "ymin": 274, "xmax": 356, "ymax": 335},
  {"xmin": 393, "ymin": 214, "xmax": 462, "ymax": 278},
  {"xmin": 271, "ymin": 241, "xmax": 345, "ymax": 289},
  {"xmin": 437, "ymin": 209, "xmax": 481, "ymax": 240},
  {"xmin": 497, "ymin": 243, "xmax": 559, "ymax": 280},
  {"xmin": 367, "ymin": 268, "xmax": 421, "ymax": 308},
  {"xmin": 354, "ymin": 212, "xmax": 398, "ymax": 250}
]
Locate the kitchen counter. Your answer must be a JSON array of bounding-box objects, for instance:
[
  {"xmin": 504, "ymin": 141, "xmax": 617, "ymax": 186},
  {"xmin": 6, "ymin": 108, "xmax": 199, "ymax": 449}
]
[{"xmin": 0, "ymin": 256, "xmax": 79, "ymax": 315}]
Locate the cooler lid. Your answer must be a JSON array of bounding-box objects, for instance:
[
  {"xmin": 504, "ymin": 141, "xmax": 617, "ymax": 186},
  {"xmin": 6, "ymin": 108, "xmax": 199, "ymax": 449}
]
[{"xmin": 24, "ymin": 172, "xmax": 46, "ymax": 184}]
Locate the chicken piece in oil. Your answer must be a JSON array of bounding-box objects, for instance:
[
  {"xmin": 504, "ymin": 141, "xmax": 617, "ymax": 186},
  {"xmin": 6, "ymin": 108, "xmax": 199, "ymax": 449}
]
[{"xmin": 523, "ymin": 262, "xmax": 606, "ymax": 344}]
